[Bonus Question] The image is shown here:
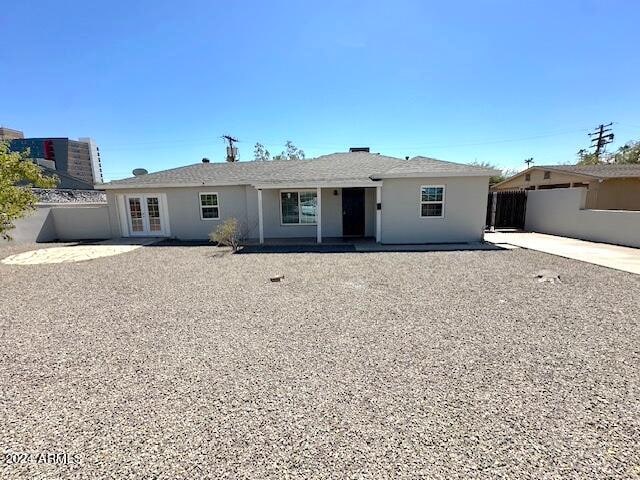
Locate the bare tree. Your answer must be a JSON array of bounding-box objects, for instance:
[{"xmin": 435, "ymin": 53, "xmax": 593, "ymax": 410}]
[
  {"xmin": 253, "ymin": 143, "xmax": 271, "ymax": 162},
  {"xmin": 273, "ymin": 141, "xmax": 305, "ymax": 161},
  {"xmin": 470, "ymin": 161, "xmax": 515, "ymax": 185}
]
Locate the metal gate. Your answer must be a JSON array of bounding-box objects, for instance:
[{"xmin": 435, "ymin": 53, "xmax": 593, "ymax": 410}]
[{"xmin": 486, "ymin": 190, "xmax": 527, "ymax": 229}]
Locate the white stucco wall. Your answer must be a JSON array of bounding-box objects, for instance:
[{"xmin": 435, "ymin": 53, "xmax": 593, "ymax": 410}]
[
  {"xmin": 106, "ymin": 178, "xmax": 490, "ymax": 244},
  {"xmin": 106, "ymin": 186, "xmax": 340, "ymax": 240},
  {"xmin": 107, "ymin": 186, "xmax": 249, "ymax": 240},
  {"xmin": 0, "ymin": 205, "xmax": 57, "ymax": 244},
  {"xmin": 525, "ymin": 188, "xmax": 640, "ymax": 248},
  {"xmin": 320, "ymin": 188, "xmax": 343, "ymax": 237},
  {"xmin": 260, "ymin": 188, "xmax": 316, "ymax": 238},
  {"xmin": 52, "ymin": 205, "xmax": 111, "ymax": 240},
  {"xmin": 245, "ymin": 187, "xmax": 260, "ymax": 239},
  {"xmin": 168, "ymin": 186, "xmax": 249, "ymax": 240},
  {"xmin": 258, "ymin": 188, "xmax": 356, "ymax": 239},
  {"xmin": 364, "ymin": 187, "xmax": 376, "ymax": 237},
  {"xmin": 1, "ymin": 204, "xmax": 111, "ymax": 244},
  {"xmin": 380, "ymin": 176, "xmax": 490, "ymax": 244}
]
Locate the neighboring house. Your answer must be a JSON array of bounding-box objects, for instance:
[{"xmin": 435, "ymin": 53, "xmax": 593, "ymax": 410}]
[
  {"xmin": 98, "ymin": 149, "xmax": 498, "ymax": 244},
  {"xmin": 493, "ymin": 164, "xmax": 640, "ymax": 210}
]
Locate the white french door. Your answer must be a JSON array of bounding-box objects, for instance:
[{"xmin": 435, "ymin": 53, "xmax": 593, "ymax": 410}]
[{"xmin": 125, "ymin": 194, "xmax": 168, "ymax": 236}]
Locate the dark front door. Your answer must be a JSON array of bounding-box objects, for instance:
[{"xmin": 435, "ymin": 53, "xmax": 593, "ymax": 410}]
[{"xmin": 342, "ymin": 188, "xmax": 365, "ymax": 236}]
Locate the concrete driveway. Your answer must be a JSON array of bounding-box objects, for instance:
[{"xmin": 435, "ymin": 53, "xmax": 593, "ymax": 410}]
[{"xmin": 485, "ymin": 231, "xmax": 640, "ymax": 275}]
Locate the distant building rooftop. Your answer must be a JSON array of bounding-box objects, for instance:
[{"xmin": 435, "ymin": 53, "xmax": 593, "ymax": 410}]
[{"xmin": 0, "ymin": 127, "xmax": 24, "ymax": 140}]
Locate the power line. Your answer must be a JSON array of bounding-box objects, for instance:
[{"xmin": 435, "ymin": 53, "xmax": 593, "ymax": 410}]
[
  {"xmin": 615, "ymin": 124, "xmax": 640, "ymax": 134},
  {"xmin": 99, "ymin": 128, "xmax": 590, "ymax": 152},
  {"xmin": 410, "ymin": 129, "xmax": 588, "ymax": 149}
]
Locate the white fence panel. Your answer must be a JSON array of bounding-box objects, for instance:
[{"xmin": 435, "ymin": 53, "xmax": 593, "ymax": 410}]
[{"xmin": 525, "ymin": 188, "xmax": 640, "ymax": 248}]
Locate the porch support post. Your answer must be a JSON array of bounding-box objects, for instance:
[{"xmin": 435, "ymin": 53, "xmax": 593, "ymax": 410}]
[
  {"xmin": 316, "ymin": 187, "xmax": 322, "ymax": 243},
  {"xmin": 376, "ymin": 185, "xmax": 382, "ymax": 243},
  {"xmin": 257, "ymin": 189, "xmax": 264, "ymax": 244}
]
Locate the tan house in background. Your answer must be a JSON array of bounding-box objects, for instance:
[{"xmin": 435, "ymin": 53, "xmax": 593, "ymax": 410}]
[{"xmin": 492, "ymin": 164, "xmax": 640, "ymax": 210}]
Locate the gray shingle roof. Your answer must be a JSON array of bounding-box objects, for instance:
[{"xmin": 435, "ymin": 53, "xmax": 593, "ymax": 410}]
[
  {"xmin": 386, "ymin": 156, "xmax": 500, "ymax": 177},
  {"xmin": 101, "ymin": 152, "xmax": 498, "ymax": 189},
  {"xmin": 542, "ymin": 164, "xmax": 640, "ymax": 179}
]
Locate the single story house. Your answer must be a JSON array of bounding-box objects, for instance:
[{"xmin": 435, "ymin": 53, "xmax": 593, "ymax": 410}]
[
  {"xmin": 492, "ymin": 164, "xmax": 640, "ymax": 210},
  {"xmin": 99, "ymin": 149, "xmax": 498, "ymax": 244}
]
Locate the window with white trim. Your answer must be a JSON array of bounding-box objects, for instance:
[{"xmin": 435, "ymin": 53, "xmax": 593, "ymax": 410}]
[
  {"xmin": 280, "ymin": 190, "xmax": 317, "ymax": 224},
  {"xmin": 199, "ymin": 192, "xmax": 219, "ymax": 220},
  {"xmin": 420, "ymin": 185, "xmax": 445, "ymax": 218}
]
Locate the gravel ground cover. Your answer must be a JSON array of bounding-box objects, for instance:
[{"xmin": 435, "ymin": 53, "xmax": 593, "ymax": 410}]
[
  {"xmin": 1, "ymin": 244, "xmax": 639, "ymax": 479},
  {"xmin": 32, "ymin": 189, "xmax": 106, "ymax": 204}
]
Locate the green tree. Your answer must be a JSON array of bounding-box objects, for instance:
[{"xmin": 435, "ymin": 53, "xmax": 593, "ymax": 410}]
[
  {"xmin": 0, "ymin": 142, "xmax": 58, "ymax": 240},
  {"xmin": 253, "ymin": 142, "xmax": 271, "ymax": 161},
  {"xmin": 577, "ymin": 140, "xmax": 640, "ymax": 165},
  {"xmin": 577, "ymin": 148, "xmax": 601, "ymax": 165},
  {"xmin": 273, "ymin": 141, "xmax": 305, "ymax": 161},
  {"xmin": 612, "ymin": 141, "xmax": 640, "ymax": 164}
]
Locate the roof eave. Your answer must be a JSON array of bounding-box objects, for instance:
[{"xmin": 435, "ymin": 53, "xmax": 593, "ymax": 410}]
[
  {"xmin": 99, "ymin": 181, "xmax": 252, "ymax": 190},
  {"xmin": 492, "ymin": 166, "xmax": 601, "ymax": 189},
  {"xmin": 377, "ymin": 170, "xmax": 498, "ymax": 179},
  {"xmin": 252, "ymin": 179, "xmax": 379, "ymax": 189},
  {"xmin": 543, "ymin": 166, "xmax": 602, "ymax": 179},
  {"xmin": 99, "ymin": 179, "xmax": 381, "ymax": 190}
]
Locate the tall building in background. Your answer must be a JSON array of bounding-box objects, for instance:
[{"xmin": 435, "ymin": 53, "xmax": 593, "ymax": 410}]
[
  {"xmin": 79, "ymin": 137, "xmax": 103, "ymax": 184},
  {"xmin": 0, "ymin": 127, "xmax": 25, "ymax": 140},
  {"xmin": 6, "ymin": 129, "xmax": 103, "ymax": 189}
]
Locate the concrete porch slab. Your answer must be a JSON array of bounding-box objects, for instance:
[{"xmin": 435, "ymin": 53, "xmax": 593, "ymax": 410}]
[
  {"xmin": 354, "ymin": 242, "xmax": 504, "ymax": 252},
  {"xmin": 242, "ymin": 237, "xmax": 377, "ymax": 246},
  {"xmin": 237, "ymin": 241, "xmax": 505, "ymax": 254},
  {"xmin": 95, "ymin": 237, "xmax": 163, "ymax": 246},
  {"xmin": 1, "ymin": 238, "xmax": 162, "ymax": 265}
]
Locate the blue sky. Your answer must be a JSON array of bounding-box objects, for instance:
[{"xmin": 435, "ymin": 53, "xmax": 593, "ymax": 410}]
[{"xmin": 1, "ymin": 0, "xmax": 639, "ymax": 181}]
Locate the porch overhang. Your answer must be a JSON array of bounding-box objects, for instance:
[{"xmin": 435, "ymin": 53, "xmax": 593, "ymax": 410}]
[{"xmin": 255, "ymin": 181, "xmax": 382, "ymax": 245}]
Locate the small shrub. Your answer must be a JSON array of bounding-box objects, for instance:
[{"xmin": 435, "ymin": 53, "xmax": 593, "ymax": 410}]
[{"xmin": 209, "ymin": 218, "xmax": 241, "ymax": 251}]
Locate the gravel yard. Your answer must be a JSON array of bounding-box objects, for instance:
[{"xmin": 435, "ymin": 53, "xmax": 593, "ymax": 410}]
[
  {"xmin": 1, "ymin": 244, "xmax": 639, "ymax": 479},
  {"xmin": 32, "ymin": 189, "xmax": 106, "ymax": 204}
]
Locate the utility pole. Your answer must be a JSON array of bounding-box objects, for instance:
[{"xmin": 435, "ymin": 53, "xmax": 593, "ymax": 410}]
[
  {"xmin": 524, "ymin": 157, "xmax": 534, "ymax": 168},
  {"xmin": 222, "ymin": 134, "xmax": 239, "ymax": 162},
  {"xmin": 588, "ymin": 123, "xmax": 614, "ymax": 161}
]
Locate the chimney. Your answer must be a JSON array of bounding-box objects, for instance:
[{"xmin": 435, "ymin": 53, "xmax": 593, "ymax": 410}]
[
  {"xmin": 349, "ymin": 147, "xmax": 370, "ymax": 153},
  {"xmin": 202, "ymin": 158, "xmax": 210, "ymax": 163}
]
